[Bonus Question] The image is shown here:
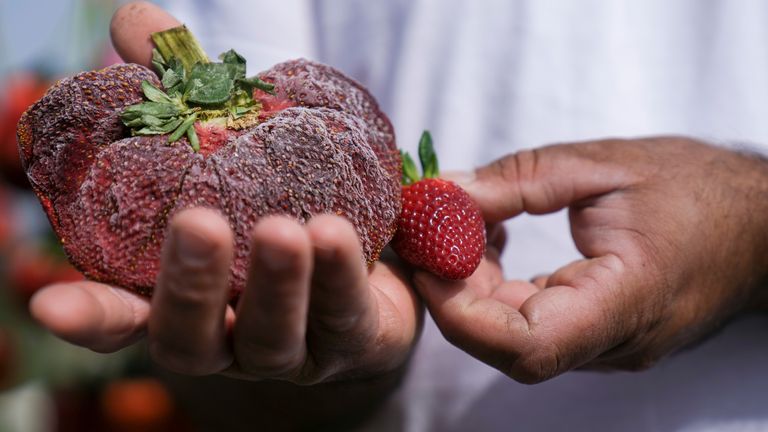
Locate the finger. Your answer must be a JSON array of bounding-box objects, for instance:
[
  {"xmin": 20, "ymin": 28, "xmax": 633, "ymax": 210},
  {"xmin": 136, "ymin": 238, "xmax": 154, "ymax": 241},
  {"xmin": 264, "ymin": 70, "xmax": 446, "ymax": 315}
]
[
  {"xmin": 232, "ymin": 217, "xmax": 312, "ymax": 378},
  {"xmin": 110, "ymin": 1, "xmax": 181, "ymax": 67},
  {"xmin": 367, "ymin": 258, "xmax": 424, "ymax": 370},
  {"xmin": 305, "ymin": 215, "xmax": 377, "ymax": 368},
  {"xmin": 457, "ymin": 142, "xmax": 638, "ymax": 223},
  {"xmin": 415, "ymin": 253, "xmax": 637, "ymax": 384},
  {"xmin": 150, "ymin": 208, "xmax": 234, "ymax": 375},
  {"xmin": 413, "ymin": 270, "xmax": 536, "ymax": 374},
  {"xmin": 530, "ymin": 274, "xmax": 549, "ymax": 289},
  {"xmin": 30, "ymin": 281, "xmax": 149, "ymax": 353},
  {"xmin": 416, "ymin": 249, "xmax": 537, "ymax": 312}
]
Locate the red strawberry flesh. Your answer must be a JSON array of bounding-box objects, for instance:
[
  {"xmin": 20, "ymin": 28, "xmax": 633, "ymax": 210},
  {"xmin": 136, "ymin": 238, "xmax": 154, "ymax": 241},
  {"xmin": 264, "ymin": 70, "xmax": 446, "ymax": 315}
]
[{"xmin": 392, "ymin": 178, "xmax": 485, "ymax": 280}]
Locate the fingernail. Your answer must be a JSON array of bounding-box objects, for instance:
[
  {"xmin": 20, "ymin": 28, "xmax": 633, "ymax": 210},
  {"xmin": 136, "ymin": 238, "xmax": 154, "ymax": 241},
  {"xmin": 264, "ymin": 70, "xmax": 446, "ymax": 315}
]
[
  {"xmin": 175, "ymin": 231, "xmax": 214, "ymax": 267},
  {"xmin": 441, "ymin": 170, "xmax": 476, "ymax": 188}
]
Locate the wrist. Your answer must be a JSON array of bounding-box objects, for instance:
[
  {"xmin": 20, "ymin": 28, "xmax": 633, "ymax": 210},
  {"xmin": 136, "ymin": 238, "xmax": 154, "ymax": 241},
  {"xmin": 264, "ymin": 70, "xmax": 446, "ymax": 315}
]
[{"xmin": 156, "ymin": 363, "xmax": 407, "ymax": 430}]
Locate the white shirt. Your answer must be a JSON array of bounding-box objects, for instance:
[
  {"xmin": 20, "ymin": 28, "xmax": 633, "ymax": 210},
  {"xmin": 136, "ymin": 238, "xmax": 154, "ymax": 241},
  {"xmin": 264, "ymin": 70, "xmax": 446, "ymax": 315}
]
[{"xmin": 167, "ymin": 1, "xmax": 768, "ymax": 430}]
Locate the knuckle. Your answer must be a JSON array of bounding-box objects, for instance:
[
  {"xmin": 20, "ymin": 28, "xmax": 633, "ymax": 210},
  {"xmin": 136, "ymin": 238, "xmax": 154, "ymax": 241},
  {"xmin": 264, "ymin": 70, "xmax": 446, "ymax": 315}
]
[
  {"xmin": 513, "ymin": 148, "xmax": 539, "ymax": 185},
  {"xmin": 311, "ymin": 312, "xmax": 366, "ymax": 335},
  {"xmin": 157, "ymin": 266, "xmax": 223, "ymax": 306},
  {"xmin": 159, "ymin": 278, "xmax": 216, "ymax": 306},
  {"xmin": 488, "ymin": 150, "xmax": 536, "ymax": 197},
  {"xmin": 157, "ymin": 262, "xmax": 228, "ymax": 307},
  {"xmin": 502, "ymin": 148, "xmax": 545, "ymax": 213},
  {"xmin": 308, "ymin": 315, "xmax": 377, "ymax": 355},
  {"xmin": 491, "ymin": 152, "xmax": 523, "ymax": 185}
]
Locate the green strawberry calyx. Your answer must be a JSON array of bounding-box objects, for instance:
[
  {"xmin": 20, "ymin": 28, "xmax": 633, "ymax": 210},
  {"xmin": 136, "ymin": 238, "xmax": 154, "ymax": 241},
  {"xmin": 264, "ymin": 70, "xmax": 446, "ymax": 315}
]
[
  {"xmin": 402, "ymin": 130, "xmax": 439, "ymax": 185},
  {"xmin": 120, "ymin": 25, "xmax": 275, "ymax": 152}
]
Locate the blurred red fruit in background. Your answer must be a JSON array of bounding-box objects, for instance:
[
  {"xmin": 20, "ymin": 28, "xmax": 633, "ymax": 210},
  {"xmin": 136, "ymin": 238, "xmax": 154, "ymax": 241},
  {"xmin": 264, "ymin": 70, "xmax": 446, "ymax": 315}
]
[
  {"xmin": 0, "ymin": 72, "xmax": 50, "ymax": 187},
  {"xmin": 0, "ymin": 185, "xmax": 13, "ymax": 248},
  {"xmin": 101, "ymin": 378, "xmax": 175, "ymax": 432},
  {"xmin": 7, "ymin": 245, "xmax": 82, "ymax": 304}
]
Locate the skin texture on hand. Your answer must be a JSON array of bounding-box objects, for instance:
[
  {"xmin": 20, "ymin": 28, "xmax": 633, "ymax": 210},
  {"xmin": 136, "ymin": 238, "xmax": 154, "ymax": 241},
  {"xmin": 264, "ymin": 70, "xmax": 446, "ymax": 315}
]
[
  {"xmin": 29, "ymin": 5, "xmax": 422, "ymax": 428},
  {"xmin": 416, "ymin": 137, "xmax": 768, "ymax": 383},
  {"xmin": 31, "ymin": 210, "xmax": 421, "ymax": 380}
]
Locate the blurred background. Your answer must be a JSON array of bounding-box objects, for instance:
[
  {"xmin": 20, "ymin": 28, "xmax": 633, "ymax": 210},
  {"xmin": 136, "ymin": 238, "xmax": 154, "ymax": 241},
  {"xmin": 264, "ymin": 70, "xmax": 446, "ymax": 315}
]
[{"xmin": 0, "ymin": 1, "xmax": 194, "ymax": 431}]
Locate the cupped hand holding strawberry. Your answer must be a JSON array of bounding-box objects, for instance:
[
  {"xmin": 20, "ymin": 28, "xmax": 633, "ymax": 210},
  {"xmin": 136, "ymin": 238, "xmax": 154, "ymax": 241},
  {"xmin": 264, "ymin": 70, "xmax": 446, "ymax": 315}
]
[
  {"xmin": 27, "ymin": 3, "xmax": 422, "ymax": 428},
  {"xmin": 392, "ymin": 131, "xmax": 486, "ymax": 279}
]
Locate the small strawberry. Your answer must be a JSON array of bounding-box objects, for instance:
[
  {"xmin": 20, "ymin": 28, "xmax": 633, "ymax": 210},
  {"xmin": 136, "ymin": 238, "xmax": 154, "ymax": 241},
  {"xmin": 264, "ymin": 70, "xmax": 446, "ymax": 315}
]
[{"xmin": 391, "ymin": 131, "xmax": 486, "ymax": 279}]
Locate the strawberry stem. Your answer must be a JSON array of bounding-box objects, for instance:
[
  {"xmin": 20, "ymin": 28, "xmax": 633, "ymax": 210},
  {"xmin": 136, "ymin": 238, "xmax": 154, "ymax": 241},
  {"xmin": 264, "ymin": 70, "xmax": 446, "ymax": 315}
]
[
  {"xmin": 151, "ymin": 25, "xmax": 210, "ymax": 72},
  {"xmin": 122, "ymin": 25, "xmax": 274, "ymax": 152}
]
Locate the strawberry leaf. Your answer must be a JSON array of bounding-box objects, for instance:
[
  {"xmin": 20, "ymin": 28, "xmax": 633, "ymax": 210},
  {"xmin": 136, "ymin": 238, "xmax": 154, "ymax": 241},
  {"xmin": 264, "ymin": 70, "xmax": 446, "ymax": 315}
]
[
  {"xmin": 186, "ymin": 63, "xmax": 235, "ymax": 106},
  {"xmin": 230, "ymin": 106, "xmax": 252, "ymax": 119},
  {"xmin": 183, "ymin": 78, "xmax": 203, "ymax": 102},
  {"xmin": 418, "ymin": 130, "xmax": 439, "ymax": 178},
  {"xmin": 187, "ymin": 123, "xmax": 200, "ymax": 152},
  {"xmin": 134, "ymin": 126, "xmax": 168, "ymax": 136},
  {"xmin": 161, "ymin": 68, "xmax": 181, "ymax": 91},
  {"xmin": 164, "ymin": 58, "xmax": 186, "ymax": 95},
  {"xmin": 121, "ymin": 102, "xmax": 181, "ymax": 120},
  {"xmin": 238, "ymin": 76, "xmax": 276, "ymax": 95},
  {"xmin": 122, "ymin": 117, "xmax": 146, "ymax": 128},
  {"xmin": 141, "ymin": 80, "xmax": 173, "ymax": 104},
  {"xmin": 153, "ymin": 117, "xmax": 184, "ymax": 133},
  {"xmin": 169, "ymin": 112, "xmax": 198, "ymax": 143},
  {"xmin": 220, "ymin": 49, "xmax": 247, "ymax": 79},
  {"xmin": 151, "ymin": 48, "xmax": 168, "ymax": 75},
  {"xmin": 401, "ymin": 151, "xmax": 420, "ymax": 185},
  {"xmin": 139, "ymin": 114, "xmax": 166, "ymax": 127}
]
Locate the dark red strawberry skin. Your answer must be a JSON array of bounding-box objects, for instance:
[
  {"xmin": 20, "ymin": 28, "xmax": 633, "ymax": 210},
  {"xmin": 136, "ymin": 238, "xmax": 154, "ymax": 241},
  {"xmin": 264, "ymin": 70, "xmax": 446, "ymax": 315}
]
[
  {"xmin": 392, "ymin": 178, "xmax": 485, "ymax": 280},
  {"xmin": 254, "ymin": 60, "xmax": 400, "ymax": 183},
  {"xmin": 18, "ymin": 59, "xmax": 401, "ymax": 297}
]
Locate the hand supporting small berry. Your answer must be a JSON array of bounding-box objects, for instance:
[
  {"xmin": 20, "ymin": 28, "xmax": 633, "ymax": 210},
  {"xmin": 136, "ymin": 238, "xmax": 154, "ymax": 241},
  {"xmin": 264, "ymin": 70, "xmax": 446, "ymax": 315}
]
[{"xmin": 415, "ymin": 137, "xmax": 768, "ymax": 383}]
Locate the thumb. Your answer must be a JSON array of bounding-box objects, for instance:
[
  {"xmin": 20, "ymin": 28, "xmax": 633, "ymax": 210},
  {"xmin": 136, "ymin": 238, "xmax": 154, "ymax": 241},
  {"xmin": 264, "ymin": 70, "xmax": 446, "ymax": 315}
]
[
  {"xmin": 110, "ymin": 1, "xmax": 182, "ymax": 68},
  {"xmin": 454, "ymin": 142, "xmax": 636, "ymax": 223}
]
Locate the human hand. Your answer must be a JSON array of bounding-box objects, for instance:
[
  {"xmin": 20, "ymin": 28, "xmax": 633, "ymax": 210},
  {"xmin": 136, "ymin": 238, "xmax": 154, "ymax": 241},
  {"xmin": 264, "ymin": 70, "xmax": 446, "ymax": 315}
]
[
  {"xmin": 415, "ymin": 137, "xmax": 768, "ymax": 383},
  {"xmin": 31, "ymin": 210, "xmax": 421, "ymax": 382},
  {"xmin": 28, "ymin": 1, "xmax": 421, "ymax": 384}
]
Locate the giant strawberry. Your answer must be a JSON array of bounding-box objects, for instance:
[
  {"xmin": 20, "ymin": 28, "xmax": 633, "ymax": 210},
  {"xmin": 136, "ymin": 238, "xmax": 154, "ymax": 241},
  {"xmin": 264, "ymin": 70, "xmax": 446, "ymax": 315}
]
[
  {"xmin": 17, "ymin": 26, "xmax": 401, "ymax": 296},
  {"xmin": 391, "ymin": 132, "xmax": 485, "ymax": 279}
]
